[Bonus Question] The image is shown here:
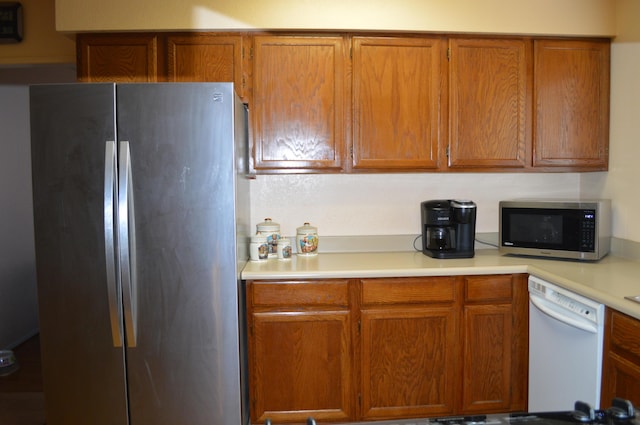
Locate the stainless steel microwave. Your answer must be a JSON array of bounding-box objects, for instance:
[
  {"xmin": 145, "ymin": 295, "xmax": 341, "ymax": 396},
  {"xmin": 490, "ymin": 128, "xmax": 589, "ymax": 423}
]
[{"xmin": 499, "ymin": 199, "xmax": 611, "ymax": 261}]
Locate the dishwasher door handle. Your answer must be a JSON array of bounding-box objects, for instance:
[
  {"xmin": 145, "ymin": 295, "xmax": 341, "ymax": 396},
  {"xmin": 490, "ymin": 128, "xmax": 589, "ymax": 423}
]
[{"xmin": 530, "ymin": 293, "xmax": 598, "ymax": 333}]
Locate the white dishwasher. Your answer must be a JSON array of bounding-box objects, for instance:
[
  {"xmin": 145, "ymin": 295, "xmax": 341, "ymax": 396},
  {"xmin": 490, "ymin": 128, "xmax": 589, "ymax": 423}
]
[{"xmin": 528, "ymin": 275, "xmax": 605, "ymax": 412}]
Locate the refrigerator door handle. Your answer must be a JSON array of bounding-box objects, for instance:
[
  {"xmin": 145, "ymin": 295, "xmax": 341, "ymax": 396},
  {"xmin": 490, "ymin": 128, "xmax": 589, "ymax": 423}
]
[
  {"xmin": 118, "ymin": 141, "xmax": 138, "ymax": 348},
  {"xmin": 104, "ymin": 141, "xmax": 124, "ymax": 347}
]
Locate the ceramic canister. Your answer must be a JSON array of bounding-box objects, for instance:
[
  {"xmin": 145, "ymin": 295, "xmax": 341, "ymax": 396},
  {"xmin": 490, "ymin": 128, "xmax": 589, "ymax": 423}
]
[
  {"xmin": 249, "ymin": 235, "xmax": 269, "ymax": 261},
  {"xmin": 296, "ymin": 222, "xmax": 318, "ymax": 256},
  {"xmin": 277, "ymin": 238, "xmax": 292, "ymax": 260},
  {"xmin": 256, "ymin": 218, "xmax": 281, "ymax": 258}
]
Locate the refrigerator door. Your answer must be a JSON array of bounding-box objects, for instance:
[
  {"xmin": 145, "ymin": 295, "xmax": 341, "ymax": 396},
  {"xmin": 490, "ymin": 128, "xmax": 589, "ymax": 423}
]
[
  {"xmin": 30, "ymin": 84, "xmax": 129, "ymax": 425},
  {"xmin": 115, "ymin": 83, "xmax": 245, "ymax": 425}
]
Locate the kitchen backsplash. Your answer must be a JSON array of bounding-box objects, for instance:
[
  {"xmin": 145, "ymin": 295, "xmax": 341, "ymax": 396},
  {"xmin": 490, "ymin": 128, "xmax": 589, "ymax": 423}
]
[{"xmin": 249, "ymin": 172, "xmax": 585, "ymax": 238}]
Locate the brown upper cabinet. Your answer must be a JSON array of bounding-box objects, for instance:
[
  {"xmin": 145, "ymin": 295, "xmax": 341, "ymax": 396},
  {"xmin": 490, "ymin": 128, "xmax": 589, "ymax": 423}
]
[
  {"xmin": 448, "ymin": 38, "xmax": 531, "ymax": 170},
  {"xmin": 77, "ymin": 33, "xmax": 160, "ymax": 82},
  {"xmin": 251, "ymin": 35, "xmax": 348, "ymax": 172},
  {"xmin": 351, "ymin": 36, "xmax": 445, "ymax": 171},
  {"xmin": 165, "ymin": 34, "xmax": 245, "ymax": 97},
  {"xmin": 533, "ymin": 39, "xmax": 610, "ymax": 170},
  {"xmin": 77, "ymin": 32, "xmax": 247, "ymax": 100},
  {"xmin": 76, "ymin": 32, "xmax": 610, "ymax": 173}
]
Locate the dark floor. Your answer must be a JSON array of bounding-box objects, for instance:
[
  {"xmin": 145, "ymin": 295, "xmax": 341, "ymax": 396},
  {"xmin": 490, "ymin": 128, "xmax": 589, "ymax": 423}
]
[{"xmin": 0, "ymin": 335, "xmax": 46, "ymax": 425}]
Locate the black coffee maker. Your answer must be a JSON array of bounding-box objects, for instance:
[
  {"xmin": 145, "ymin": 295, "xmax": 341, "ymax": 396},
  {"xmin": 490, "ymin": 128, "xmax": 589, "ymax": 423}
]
[{"xmin": 421, "ymin": 199, "xmax": 477, "ymax": 258}]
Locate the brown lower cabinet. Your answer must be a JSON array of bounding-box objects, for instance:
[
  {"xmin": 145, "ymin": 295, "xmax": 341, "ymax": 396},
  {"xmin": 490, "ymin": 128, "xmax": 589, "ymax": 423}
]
[
  {"xmin": 601, "ymin": 308, "xmax": 640, "ymax": 407},
  {"xmin": 246, "ymin": 280, "xmax": 355, "ymax": 424},
  {"xmin": 246, "ymin": 274, "xmax": 528, "ymax": 423},
  {"xmin": 460, "ymin": 274, "xmax": 528, "ymax": 414}
]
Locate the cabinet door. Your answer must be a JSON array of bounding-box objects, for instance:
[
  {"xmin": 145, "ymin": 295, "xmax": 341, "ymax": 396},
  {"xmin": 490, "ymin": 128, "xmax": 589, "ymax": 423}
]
[
  {"xmin": 601, "ymin": 309, "xmax": 640, "ymax": 407},
  {"xmin": 448, "ymin": 38, "xmax": 530, "ymax": 169},
  {"xmin": 165, "ymin": 34, "xmax": 244, "ymax": 97},
  {"xmin": 462, "ymin": 304, "xmax": 513, "ymax": 412},
  {"xmin": 252, "ymin": 35, "xmax": 348, "ymax": 172},
  {"xmin": 250, "ymin": 310, "xmax": 353, "ymax": 423},
  {"xmin": 361, "ymin": 306, "xmax": 458, "ymax": 419},
  {"xmin": 352, "ymin": 36, "xmax": 445, "ymax": 170},
  {"xmin": 77, "ymin": 34, "xmax": 159, "ymax": 82},
  {"xmin": 533, "ymin": 39, "xmax": 610, "ymax": 170},
  {"xmin": 360, "ymin": 277, "xmax": 461, "ymax": 420},
  {"xmin": 461, "ymin": 274, "xmax": 528, "ymax": 413},
  {"xmin": 602, "ymin": 353, "xmax": 640, "ymax": 406},
  {"xmin": 247, "ymin": 280, "xmax": 354, "ymax": 423}
]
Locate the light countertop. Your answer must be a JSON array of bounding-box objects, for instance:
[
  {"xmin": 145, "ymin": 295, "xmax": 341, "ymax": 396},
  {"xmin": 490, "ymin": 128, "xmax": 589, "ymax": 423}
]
[{"xmin": 241, "ymin": 249, "xmax": 640, "ymax": 320}]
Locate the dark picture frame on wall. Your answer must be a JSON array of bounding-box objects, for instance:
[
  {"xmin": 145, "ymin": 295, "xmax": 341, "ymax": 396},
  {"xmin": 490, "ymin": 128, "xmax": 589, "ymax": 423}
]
[{"xmin": 0, "ymin": 2, "xmax": 23, "ymax": 43}]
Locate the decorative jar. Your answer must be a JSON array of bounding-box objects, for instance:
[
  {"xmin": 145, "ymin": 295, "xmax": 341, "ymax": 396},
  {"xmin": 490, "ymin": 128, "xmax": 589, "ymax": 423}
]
[
  {"xmin": 256, "ymin": 218, "xmax": 281, "ymax": 258},
  {"xmin": 296, "ymin": 222, "xmax": 318, "ymax": 256}
]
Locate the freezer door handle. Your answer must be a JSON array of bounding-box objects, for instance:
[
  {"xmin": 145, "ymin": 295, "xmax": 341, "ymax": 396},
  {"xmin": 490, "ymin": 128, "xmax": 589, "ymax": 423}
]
[
  {"xmin": 104, "ymin": 141, "xmax": 124, "ymax": 347},
  {"xmin": 530, "ymin": 293, "xmax": 598, "ymax": 333},
  {"xmin": 118, "ymin": 141, "xmax": 138, "ymax": 348}
]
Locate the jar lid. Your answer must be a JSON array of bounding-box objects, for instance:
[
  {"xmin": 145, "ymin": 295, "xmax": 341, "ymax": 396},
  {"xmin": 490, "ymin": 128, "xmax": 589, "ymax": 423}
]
[
  {"xmin": 296, "ymin": 222, "xmax": 317, "ymax": 234},
  {"xmin": 256, "ymin": 218, "xmax": 280, "ymax": 232}
]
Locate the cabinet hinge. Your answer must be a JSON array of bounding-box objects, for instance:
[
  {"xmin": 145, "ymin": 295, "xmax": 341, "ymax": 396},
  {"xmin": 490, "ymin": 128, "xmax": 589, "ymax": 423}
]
[
  {"xmin": 350, "ymin": 146, "xmax": 354, "ymax": 159},
  {"xmin": 350, "ymin": 46, "xmax": 353, "ymax": 60},
  {"xmin": 447, "ymin": 47, "xmax": 451, "ymax": 61},
  {"xmin": 358, "ymin": 393, "xmax": 362, "ymax": 408},
  {"xmin": 357, "ymin": 319, "xmax": 361, "ymax": 335},
  {"xmin": 446, "ymin": 145, "xmax": 450, "ymax": 158}
]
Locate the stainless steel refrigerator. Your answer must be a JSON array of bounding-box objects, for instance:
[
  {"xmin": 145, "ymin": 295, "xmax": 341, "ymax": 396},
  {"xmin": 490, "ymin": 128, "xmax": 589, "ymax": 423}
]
[{"xmin": 29, "ymin": 83, "xmax": 250, "ymax": 425}]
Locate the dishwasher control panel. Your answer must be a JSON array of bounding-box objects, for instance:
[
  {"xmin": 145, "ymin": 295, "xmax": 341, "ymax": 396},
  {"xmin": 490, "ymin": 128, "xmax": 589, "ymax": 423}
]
[{"xmin": 528, "ymin": 276, "xmax": 602, "ymax": 325}]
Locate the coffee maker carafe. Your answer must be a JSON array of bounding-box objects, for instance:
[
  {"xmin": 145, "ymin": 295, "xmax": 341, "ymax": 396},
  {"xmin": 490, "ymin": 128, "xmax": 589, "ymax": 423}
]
[{"xmin": 421, "ymin": 199, "xmax": 477, "ymax": 259}]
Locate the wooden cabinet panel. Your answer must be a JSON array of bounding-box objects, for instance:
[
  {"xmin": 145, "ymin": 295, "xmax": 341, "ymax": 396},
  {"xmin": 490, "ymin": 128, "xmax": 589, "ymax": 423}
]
[
  {"xmin": 601, "ymin": 309, "xmax": 640, "ymax": 407},
  {"xmin": 166, "ymin": 34, "xmax": 243, "ymax": 93},
  {"xmin": 246, "ymin": 280, "xmax": 354, "ymax": 423},
  {"xmin": 361, "ymin": 306, "xmax": 459, "ymax": 419},
  {"xmin": 464, "ymin": 274, "xmax": 514, "ymax": 303},
  {"xmin": 603, "ymin": 354, "xmax": 640, "ymax": 406},
  {"xmin": 250, "ymin": 280, "xmax": 349, "ymax": 307},
  {"xmin": 507, "ymin": 274, "xmax": 529, "ymax": 411},
  {"xmin": 250, "ymin": 310, "xmax": 353, "ymax": 423},
  {"xmin": 77, "ymin": 34, "xmax": 159, "ymax": 82},
  {"xmin": 449, "ymin": 38, "xmax": 530, "ymax": 169},
  {"xmin": 533, "ymin": 39, "xmax": 610, "ymax": 170},
  {"xmin": 252, "ymin": 35, "xmax": 348, "ymax": 172},
  {"xmin": 360, "ymin": 276, "xmax": 462, "ymax": 420},
  {"xmin": 352, "ymin": 36, "xmax": 444, "ymax": 170},
  {"xmin": 609, "ymin": 309, "xmax": 640, "ymax": 357},
  {"xmin": 462, "ymin": 304, "xmax": 512, "ymax": 412},
  {"xmin": 362, "ymin": 276, "xmax": 457, "ymax": 305},
  {"xmin": 461, "ymin": 274, "xmax": 528, "ymax": 413}
]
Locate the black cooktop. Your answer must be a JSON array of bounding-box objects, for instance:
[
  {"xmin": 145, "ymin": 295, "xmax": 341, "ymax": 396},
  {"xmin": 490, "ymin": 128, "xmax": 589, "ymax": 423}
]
[{"xmin": 281, "ymin": 399, "xmax": 638, "ymax": 425}]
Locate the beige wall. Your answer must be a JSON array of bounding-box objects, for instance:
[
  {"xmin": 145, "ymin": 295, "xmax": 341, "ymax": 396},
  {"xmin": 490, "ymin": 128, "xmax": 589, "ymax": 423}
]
[
  {"xmin": 0, "ymin": 0, "xmax": 75, "ymax": 65},
  {"xmin": 582, "ymin": 0, "xmax": 640, "ymax": 242},
  {"xmin": 55, "ymin": 0, "xmax": 615, "ymax": 36}
]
